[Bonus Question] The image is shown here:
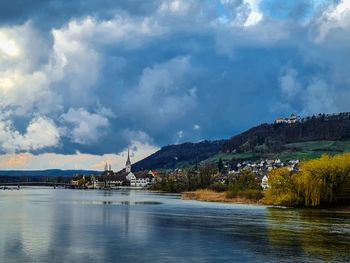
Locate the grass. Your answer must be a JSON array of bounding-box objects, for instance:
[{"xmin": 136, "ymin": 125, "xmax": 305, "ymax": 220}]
[
  {"xmin": 181, "ymin": 189, "xmax": 263, "ymax": 204},
  {"xmin": 284, "ymin": 140, "xmax": 350, "ymax": 152},
  {"xmin": 279, "ymin": 140, "xmax": 350, "ymax": 161},
  {"xmin": 204, "ymin": 140, "xmax": 350, "ymax": 164},
  {"xmin": 205, "ymin": 152, "xmax": 255, "ymax": 162}
]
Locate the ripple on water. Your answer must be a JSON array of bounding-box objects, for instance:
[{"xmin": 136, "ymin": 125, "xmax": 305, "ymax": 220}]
[{"xmin": 59, "ymin": 200, "xmax": 163, "ymax": 206}]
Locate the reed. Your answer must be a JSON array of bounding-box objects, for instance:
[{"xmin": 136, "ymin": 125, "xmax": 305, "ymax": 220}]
[{"xmin": 182, "ymin": 189, "xmax": 263, "ymax": 204}]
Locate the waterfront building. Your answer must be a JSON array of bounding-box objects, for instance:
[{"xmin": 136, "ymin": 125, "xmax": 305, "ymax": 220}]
[
  {"xmin": 126, "ymin": 172, "xmax": 136, "ymax": 186},
  {"xmin": 100, "ymin": 148, "xmax": 155, "ymax": 188}
]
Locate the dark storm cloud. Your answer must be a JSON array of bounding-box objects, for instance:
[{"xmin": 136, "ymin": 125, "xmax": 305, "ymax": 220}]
[
  {"xmin": 0, "ymin": 0, "xmax": 349, "ymax": 155},
  {"xmin": 0, "ymin": 0, "xmax": 162, "ymax": 27}
]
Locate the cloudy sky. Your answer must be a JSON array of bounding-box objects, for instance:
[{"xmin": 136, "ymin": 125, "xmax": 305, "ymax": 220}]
[{"xmin": 0, "ymin": 0, "xmax": 349, "ymax": 170}]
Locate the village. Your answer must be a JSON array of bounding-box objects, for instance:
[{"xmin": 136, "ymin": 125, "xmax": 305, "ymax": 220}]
[
  {"xmin": 70, "ymin": 145, "xmax": 300, "ymax": 192},
  {"xmin": 70, "ymin": 149, "xmax": 157, "ymax": 189}
]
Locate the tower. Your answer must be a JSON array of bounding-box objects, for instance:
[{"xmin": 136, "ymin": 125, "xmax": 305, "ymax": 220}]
[{"xmin": 125, "ymin": 148, "xmax": 131, "ymax": 173}]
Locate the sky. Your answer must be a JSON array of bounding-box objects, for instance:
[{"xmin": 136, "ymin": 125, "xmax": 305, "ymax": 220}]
[{"xmin": 0, "ymin": 0, "xmax": 349, "ymax": 170}]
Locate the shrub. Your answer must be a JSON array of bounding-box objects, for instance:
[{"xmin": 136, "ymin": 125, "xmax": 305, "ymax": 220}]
[
  {"xmin": 238, "ymin": 189, "xmax": 264, "ymax": 200},
  {"xmin": 208, "ymin": 182, "xmax": 228, "ymax": 192},
  {"xmin": 225, "ymin": 182, "xmax": 240, "ymax": 198}
]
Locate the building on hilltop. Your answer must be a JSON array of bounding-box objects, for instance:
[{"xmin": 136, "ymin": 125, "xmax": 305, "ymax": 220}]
[{"xmin": 275, "ymin": 113, "xmax": 300, "ymax": 124}]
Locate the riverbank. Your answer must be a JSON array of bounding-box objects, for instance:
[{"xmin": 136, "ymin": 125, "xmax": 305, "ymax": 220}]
[
  {"xmin": 181, "ymin": 190, "xmax": 350, "ymax": 210},
  {"xmin": 182, "ymin": 190, "xmax": 263, "ymax": 205}
]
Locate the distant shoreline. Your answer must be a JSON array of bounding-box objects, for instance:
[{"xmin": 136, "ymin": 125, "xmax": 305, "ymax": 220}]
[{"xmin": 181, "ymin": 190, "xmax": 263, "ymax": 205}]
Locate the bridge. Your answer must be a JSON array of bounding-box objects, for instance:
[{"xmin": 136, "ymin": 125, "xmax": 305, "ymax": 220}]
[{"xmin": 0, "ymin": 182, "xmax": 75, "ymax": 189}]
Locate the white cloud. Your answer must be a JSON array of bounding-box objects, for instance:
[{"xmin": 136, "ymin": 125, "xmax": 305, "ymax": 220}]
[
  {"xmin": 176, "ymin": 130, "xmax": 184, "ymax": 138},
  {"xmin": 193, "ymin": 124, "xmax": 200, "ymax": 130},
  {"xmin": 280, "ymin": 68, "xmax": 302, "ymax": 98},
  {"xmin": 158, "ymin": 0, "xmax": 192, "ymax": 15},
  {"xmin": 53, "ymin": 16, "xmax": 165, "ymax": 50},
  {"xmin": 0, "ymin": 15, "xmax": 166, "ymax": 116},
  {"xmin": 124, "ymin": 57, "xmax": 198, "ymax": 129},
  {"xmin": 243, "ymin": 0, "xmax": 263, "ymax": 27},
  {"xmin": 0, "ymin": 0, "xmax": 349, "ymax": 160},
  {"xmin": 0, "ymin": 15, "xmax": 166, "ymax": 152},
  {"xmin": 314, "ymin": 0, "xmax": 350, "ymax": 42},
  {"xmin": 0, "ymin": 116, "xmax": 60, "ymax": 153},
  {"xmin": 302, "ymin": 79, "xmax": 337, "ymax": 115},
  {"xmin": 175, "ymin": 130, "xmax": 184, "ymax": 143},
  {"xmin": 0, "ymin": 140, "xmax": 159, "ymax": 171},
  {"xmin": 218, "ymin": 0, "xmax": 263, "ymax": 27},
  {"xmin": 277, "ymin": 69, "xmax": 339, "ymax": 116},
  {"xmin": 0, "ymin": 32, "xmax": 20, "ymax": 57},
  {"xmin": 61, "ymin": 108, "xmax": 110, "ymax": 144},
  {"xmin": 122, "ymin": 130, "xmax": 154, "ymax": 145},
  {"xmin": 0, "ymin": 22, "xmax": 56, "ymax": 116}
]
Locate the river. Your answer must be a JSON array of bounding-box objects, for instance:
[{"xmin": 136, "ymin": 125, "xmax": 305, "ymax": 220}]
[{"xmin": 0, "ymin": 188, "xmax": 349, "ymax": 262}]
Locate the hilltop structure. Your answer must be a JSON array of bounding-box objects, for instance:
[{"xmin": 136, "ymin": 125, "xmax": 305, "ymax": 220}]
[{"xmin": 274, "ymin": 113, "xmax": 299, "ymax": 124}]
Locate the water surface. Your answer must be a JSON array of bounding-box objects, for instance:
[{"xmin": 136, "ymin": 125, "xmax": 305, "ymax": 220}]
[{"xmin": 0, "ymin": 188, "xmax": 349, "ymax": 262}]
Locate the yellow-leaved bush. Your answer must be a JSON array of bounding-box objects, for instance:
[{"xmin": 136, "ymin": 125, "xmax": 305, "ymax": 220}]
[{"xmin": 264, "ymin": 153, "xmax": 350, "ymax": 207}]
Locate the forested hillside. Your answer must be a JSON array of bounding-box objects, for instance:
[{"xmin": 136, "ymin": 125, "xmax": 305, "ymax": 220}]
[
  {"xmin": 133, "ymin": 112, "xmax": 350, "ymax": 171},
  {"xmin": 222, "ymin": 113, "xmax": 350, "ymax": 153},
  {"xmin": 132, "ymin": 140, "xmax": 225, "ymax": 171}
]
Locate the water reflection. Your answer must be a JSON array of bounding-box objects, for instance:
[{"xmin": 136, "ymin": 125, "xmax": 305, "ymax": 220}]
[
  {"xmin": 0, "ymin": 189, "xmax": 349, "ymax": 263},
  {"xmin": 266, "ymin": 208, "xmax": 350, "ymax": 262}
]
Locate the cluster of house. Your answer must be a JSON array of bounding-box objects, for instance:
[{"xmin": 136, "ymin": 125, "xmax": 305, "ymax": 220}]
[
  {"xmin": 229, "ymin": 159, "xmax": 299, "ymax": 174},
  {"xmin": 164, "ymin": 158, "xmax": 300, "ymax": 191},
  {"xmin": 70, "ymin": 147, "xmax": 300, "ymax": 192},
  {"xmin": 226, "ymin": 159, "xmax": 300, "ymax": 189},
  {"xmin": 71, "ymin": 149, "xmax": 157, "ymax": 189}
]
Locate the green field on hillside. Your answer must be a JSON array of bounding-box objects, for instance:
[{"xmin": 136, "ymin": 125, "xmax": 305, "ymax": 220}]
[
  {"xmin": 205, "ymin": 140, "xmax": 350, "ymax": 164},
  {"xmin": 204, "ymin": 152, "xmax": 255, "ymax": 162},
  {"xmin": 284, "ymin": 140, "xmax": 350, "ymax": 152}
]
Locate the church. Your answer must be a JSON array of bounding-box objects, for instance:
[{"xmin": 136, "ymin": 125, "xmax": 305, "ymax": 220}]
[{"xmin": 100, "ymin": 149, "xmax": 155, "ymax": 188}]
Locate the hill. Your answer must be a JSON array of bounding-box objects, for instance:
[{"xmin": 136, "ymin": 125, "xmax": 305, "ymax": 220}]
[
  {"xmin": 222, "ymin": 112, "xmax": 350, "ymax": 153},
  {"xmin": 132, "ymin": 140, "xmax": 225, "ymax": 171},
  {"xmin": 133, "ymin": 112, "xmax": 350, "ymax": 171},
  {"xmin": 0, "ymin": 169, "xmax": 99, "ymax": 177}
]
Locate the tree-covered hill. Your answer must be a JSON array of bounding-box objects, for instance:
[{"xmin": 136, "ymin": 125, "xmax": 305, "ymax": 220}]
[
  {"xmin": 222, "ymin": 112, "xmax": 350, "ymax": 153},
  {"xmin": 133, "ymin": 112, "xmax": 350, "ymax": 171},
  {"xmin": 132, "ymin": 140, "xmax": 225, "ymax": 171}
]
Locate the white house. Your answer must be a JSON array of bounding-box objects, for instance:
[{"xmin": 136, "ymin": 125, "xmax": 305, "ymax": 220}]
[
  {"xmin": 261, "ymin": 175, "xmax": 269, "ymax": 189},
  {"xmin": 126, "ymin": 172, "xmax": 137, "ymax": 186}
]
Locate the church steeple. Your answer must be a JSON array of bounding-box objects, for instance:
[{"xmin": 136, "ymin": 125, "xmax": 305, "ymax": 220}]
[{"xmin": 125, "ymin": 148, "xmax": 131, "ymax": 173}]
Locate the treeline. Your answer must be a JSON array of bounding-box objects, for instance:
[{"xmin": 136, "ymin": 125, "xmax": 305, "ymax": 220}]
[
  {"xmin": 265, "ymin": 153, "xmax": 350, "ymax": 207},
  {"xmin": 0, "ymin": 176, "xmax": 72, "ymax": 184},
  {"xmin": 154, "ymin": 152, "xmax": 350, "ymax": 207},
  {"xmin": 0, "ymin": 169, "xmax": 99, "ymax": 177},
  {"xmin": 152, "ymin": 165, "xmax": 263, "ymax": 201},
  {"xmin": 225, "ymin": 170, "xmax": 263, "ymax": 200},
  {"xmin": 151, "ymin": 164, "xmax": 219, "ymax": 193}
]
